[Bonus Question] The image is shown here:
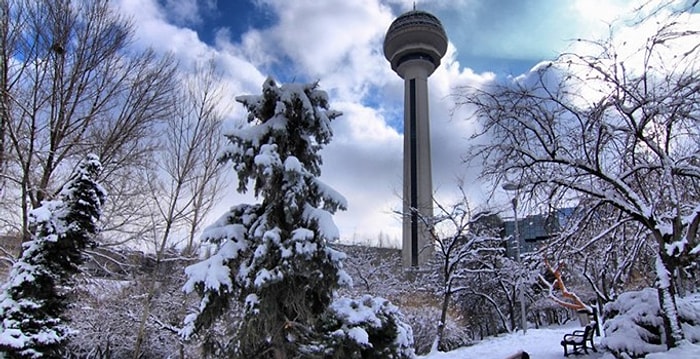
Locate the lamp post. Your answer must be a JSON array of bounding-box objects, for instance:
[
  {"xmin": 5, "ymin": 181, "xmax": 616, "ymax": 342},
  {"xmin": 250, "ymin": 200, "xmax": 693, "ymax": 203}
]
[{"xmin": 503, "ymin": 183, "xmax": 527, "ymax": 334}]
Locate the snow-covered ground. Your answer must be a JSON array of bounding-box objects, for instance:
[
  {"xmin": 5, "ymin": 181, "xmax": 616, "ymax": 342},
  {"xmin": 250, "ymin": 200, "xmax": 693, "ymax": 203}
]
[{"xmin": 420, "ymin": 322, "xmax": 700, "ymax": 359}]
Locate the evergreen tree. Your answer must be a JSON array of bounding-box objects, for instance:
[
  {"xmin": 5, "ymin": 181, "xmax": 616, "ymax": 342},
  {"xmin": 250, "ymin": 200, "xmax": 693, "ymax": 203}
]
[
  {"xmin": 0, "ymin": 154, "xmax": 106, "ymax": 358},
  {"xmin": 182, "ymin": 78, "xmax": 351, "ymax": 358}
]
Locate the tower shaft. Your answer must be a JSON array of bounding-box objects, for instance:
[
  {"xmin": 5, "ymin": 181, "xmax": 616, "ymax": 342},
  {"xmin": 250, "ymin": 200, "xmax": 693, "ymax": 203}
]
[{"xmin": 401, "ymin": 62, "xmax": 434, "ymax": 267}]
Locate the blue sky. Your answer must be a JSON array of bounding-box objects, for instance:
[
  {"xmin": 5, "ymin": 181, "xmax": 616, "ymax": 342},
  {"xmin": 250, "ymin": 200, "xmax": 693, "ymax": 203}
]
[{"xmin": 113, "ymin": 0, "xmax": 667, "ymax": 245}]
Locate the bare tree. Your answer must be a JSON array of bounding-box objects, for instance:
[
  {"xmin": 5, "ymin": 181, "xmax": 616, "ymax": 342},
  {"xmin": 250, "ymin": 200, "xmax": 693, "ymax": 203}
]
[
  {"xmin": 419, "ymin": 187, "xmax": 504, "ymax": 352},
  {"xmin": 132, "ymin": 60, "xmax": 228, "ymax": 358},
  {"xmin": 544, "ymin": 203, "xmax": 657, "ymax": 305},
  {"xmin": 461, "ymin": 1, "xmax": 699, "ymax": 348},
  {"xmin": 338, "ymin": 244, "xmax": 406, "ymax": 299},
  {"xmin": 0, "ymin": 0, "xmax": 9, "ymax": 184},
  {"xmin": 0, "ymin": 0, "xmax": 176, "ymax": 243},
  {"xmin": 457, "ymin": 256, "xmax": 523, "ymax": 335}
]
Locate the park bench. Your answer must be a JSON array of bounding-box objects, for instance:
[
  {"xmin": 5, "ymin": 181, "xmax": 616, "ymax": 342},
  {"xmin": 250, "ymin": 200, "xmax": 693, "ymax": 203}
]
[{"xmin": 561, "ymin": 321, "xmax": 597, "ymax": 356}]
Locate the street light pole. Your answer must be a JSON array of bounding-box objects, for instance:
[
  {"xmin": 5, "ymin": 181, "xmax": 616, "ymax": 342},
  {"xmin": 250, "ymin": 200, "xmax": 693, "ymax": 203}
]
[
  {"xmin": 503, "ymin": 183, "xmax": 527, "ymax": 334},
  {"xmin": 511, "ymin": 197, "xmax": 527, "ymax": 334}
]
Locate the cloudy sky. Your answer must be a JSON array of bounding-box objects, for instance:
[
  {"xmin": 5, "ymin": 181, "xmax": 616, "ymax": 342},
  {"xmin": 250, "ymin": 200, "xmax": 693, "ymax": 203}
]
[{"xmin": 112, "ymin": 0, "xmax": 650, "ymax": 246}]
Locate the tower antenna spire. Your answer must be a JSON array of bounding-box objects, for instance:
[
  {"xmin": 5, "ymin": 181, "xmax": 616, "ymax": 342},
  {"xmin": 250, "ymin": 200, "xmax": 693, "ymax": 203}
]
[{"xmin": 413, "ymin": 2, "xmax": 416, "ymax": 10}]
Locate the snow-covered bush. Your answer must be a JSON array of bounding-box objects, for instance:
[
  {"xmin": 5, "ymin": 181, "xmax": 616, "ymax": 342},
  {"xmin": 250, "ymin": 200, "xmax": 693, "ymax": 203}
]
[
  {"xmin": 313, "ymin": 295, "xmax": 415, "ymax": 359},
  {"xmin": 65, "ymin": 267, "xmax": 218, "ymax": 359},
  {"xmin": 338, "ymin": 245, "xmax": 406, "ymax": 300},
  {"xmin": 401, "ymin": 304, "xmax": 472, "ymax": 355},
  {"xmin": 602, "ymin": 288, "xmax": 700, "ymax": 358}
]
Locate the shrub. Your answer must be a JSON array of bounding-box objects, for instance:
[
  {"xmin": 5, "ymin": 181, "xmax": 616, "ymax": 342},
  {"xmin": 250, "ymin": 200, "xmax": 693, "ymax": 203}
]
[
  {"xmin": 602, "ymin": 288, "xmax": 700, "ymax": 358},
  {"xmin": 400, "ymin": 305, "xmax": 472, "ymax": 354},
  {"xmin": 313, "ymin": 295, "xmax": 415, "ymax": 358}
]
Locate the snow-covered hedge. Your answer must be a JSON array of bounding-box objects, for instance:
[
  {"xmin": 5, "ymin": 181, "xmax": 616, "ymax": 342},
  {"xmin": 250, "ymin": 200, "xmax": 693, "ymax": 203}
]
[
  {"xmin": 602, "ymin": 288, "xmax": 700, "ymax": 358},
  {"xmin": 401, "ymin": 304, "xmax": 472, "ymax": 354},
  {"xmin": 313, "ymin": 295, "xmax": 415, "ymax": 358}
]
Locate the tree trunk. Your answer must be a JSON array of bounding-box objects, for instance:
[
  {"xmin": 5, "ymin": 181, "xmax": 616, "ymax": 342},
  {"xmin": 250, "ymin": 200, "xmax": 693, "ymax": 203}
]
[
  {"xmin": 273, "ymin": 344, "xmax": 287, "ymax": 359},
  {"xmin": 508, "ymin": 296, "xmax": 516, "ymax": 332},
  {"xmin": 435, "ymin": 286, "xmax": 451, "ymax": 352},
  {"xmin": 0, "ymin": 0, "xmax": 5, "ymax": 174},
  {"xmin": 656, "ymin": 253, "xmax": 684, "ymax": 349}
]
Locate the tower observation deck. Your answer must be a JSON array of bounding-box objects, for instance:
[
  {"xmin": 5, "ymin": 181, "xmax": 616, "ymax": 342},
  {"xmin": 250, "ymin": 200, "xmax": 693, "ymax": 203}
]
[{"xmin": 384, "ymin": 10, "xmax": 447, "ymax": 267}]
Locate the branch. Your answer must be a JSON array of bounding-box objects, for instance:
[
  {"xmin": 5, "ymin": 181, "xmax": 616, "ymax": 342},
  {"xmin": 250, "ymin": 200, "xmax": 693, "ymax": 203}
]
[{"xmin": 540, "ymin": 258, "xmax": 591, "ymax": 312}]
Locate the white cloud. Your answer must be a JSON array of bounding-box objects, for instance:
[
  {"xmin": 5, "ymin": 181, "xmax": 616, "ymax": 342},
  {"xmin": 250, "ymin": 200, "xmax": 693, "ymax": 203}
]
[
  {"xmin": 256, "ymin": 0, "xmax": 393, "ymax": 77},
  {"xmin": 110, "ymin": 0, "xmax": 498, "ymax": 246},
  {"xmin": 113, "ymin": 0, "xmax": 266, "ymax": 96},
  {"xmin": 111, "ymin": 0, "xmax": 688, "ymax": 247},
  {"xmin": 572, "ymin": 0, "xmax": 630, "ymax": 26},
  {"xmin": 162, "ymin": 0, "xmax": 204, "ymax": 26},
  {"xmin": 319, "ymin": 101, "xmax": 404, "ymax": 241},
  {"xmin": 114, "ymin": 0, "xmax": 208, "ymax": 57}
]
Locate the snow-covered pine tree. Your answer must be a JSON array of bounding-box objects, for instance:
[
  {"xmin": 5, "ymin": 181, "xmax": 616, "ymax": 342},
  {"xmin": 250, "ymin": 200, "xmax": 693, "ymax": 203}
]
[
  {"xmin": 0, "ymin": 154, "xmax": 106, "ymax": 358},
  {"xmin": 182, "ymin": 78, "xmax": 351, "ymax": 358}
]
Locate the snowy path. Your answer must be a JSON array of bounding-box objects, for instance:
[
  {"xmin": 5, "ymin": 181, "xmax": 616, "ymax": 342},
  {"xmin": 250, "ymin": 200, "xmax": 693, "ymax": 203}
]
[
  {"xmin": 420, "ymin": 322, "xmax": 700, "ymax": 359},
  {"xmin": 421, "ymin": 323, "xmax": 604, "ymax": 359}
]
